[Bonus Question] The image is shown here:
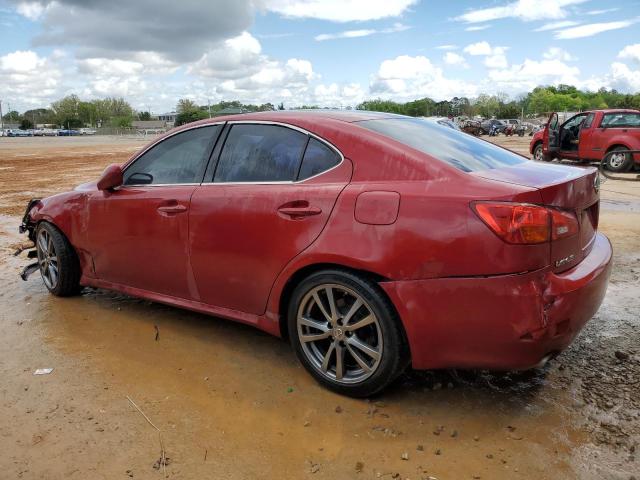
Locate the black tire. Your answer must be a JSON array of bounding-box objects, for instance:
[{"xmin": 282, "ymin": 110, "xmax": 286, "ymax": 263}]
[
  {"xmin": 533, "ymin": 143, "xmax": 550, "ymax": 162},
  {"xmin": 288, "ymin": 269, "xmax": 408, "ymax": 397},
  {"xmin": 606, "ymin": 146, "xmax": 633, "ymax": 173},
  {"xmin": 35, "ymin": 222, "xmax": 82, "ymax": 296}
]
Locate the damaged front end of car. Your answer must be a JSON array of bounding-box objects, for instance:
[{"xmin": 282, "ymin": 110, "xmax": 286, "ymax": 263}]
[{"xmin": 16, "ymin": 198, "xmax": 42, "ymax": 280}]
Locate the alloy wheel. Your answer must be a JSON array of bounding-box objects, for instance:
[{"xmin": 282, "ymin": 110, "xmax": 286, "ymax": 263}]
[
  {"xmin": 296, "ymin": 284, "xmax": 383, "ymax": 384},
  {"xmin": 36, "ymin": 229, "xmax": 58, "ymax": 289}
]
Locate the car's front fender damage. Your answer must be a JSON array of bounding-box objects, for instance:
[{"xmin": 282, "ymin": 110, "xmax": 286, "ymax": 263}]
[{"xmin": 16, "ymin": 198, "xmax": 42, "ymax": 280}]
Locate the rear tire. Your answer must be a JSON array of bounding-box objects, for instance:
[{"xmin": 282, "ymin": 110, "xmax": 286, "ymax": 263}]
[
  {"xmin": 288, "ymin": 269, "xmax": 408, "ymax": 397},
  {"xmin": 606, "ymin": 147, "xmax": 633, "ymax": 173},
  {"xmin": 35, "ymin": 222, "xmax": 82, "ymax": 296}
]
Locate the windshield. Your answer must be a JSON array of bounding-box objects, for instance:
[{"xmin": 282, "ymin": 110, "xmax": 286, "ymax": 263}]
[{"xmin": 357, "ymin": 117, "xmax": 526, "ymax": 172}]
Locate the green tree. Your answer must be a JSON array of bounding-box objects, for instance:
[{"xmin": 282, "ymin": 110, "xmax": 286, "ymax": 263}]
[
  {"xmin": 138, "ymin": 111, "xmax": 152, "ymax": 120},
  {"xmin": 19, "ymin": 118, "xmax": 33, "ymax": 130}
]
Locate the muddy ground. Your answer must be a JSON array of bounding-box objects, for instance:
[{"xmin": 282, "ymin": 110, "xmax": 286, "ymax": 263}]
[{"xmin": 0, "ymin": 135, "xmax": 638, "ymax": 480}]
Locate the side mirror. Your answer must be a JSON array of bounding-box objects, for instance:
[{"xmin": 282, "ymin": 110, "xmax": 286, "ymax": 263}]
[{"xmin": 97, "ymin": 164, "xmax": 123, "ymax": 191}]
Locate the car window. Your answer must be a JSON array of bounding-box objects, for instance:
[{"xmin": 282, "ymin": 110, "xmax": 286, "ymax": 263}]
[
  {"xmin": 357, "ymin": 117, "xmax": 525, "ymax": 172},
  {"xmin": 297, "ymin": 138, "xmax": 341, "ymax": 180},
  {"xmin": 214, "ymin": 124, "xmax": 307, "ymax": 182},
  {"xmin": 562, "ymin": 114, "xmax": 586, "ymax": 130},
  {"xmin": 124, "ymin": 125, "xmax": 221, "ymax": 185},
  {"xmin": 601, "ymin": 112, "xmax": 640, "ymax": 128},
  {"xmin": 582, "ymin": 113, "xmax": 595, "ymax": 129}
]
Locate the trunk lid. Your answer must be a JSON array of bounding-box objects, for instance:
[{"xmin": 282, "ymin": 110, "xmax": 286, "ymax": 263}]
[{"xmin": 472, "ymin": 162, "xmax": 600, "ymax": 272}]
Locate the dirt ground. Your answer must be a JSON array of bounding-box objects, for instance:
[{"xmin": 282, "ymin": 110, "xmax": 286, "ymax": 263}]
[{"xmin": 0, "ymin": 134, "xmax": 638, "ymax": 480}]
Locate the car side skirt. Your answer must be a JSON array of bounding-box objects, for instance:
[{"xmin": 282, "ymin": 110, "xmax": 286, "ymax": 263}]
[{"xmin": 80, "ymin": 275, "xmax": 281, "ymax": 337}]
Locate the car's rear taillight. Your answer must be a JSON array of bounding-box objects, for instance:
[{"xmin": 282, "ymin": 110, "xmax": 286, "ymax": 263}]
[
  {"xmin": 472, "ymin": 202, "xmax": 578, "ymax": 245},
  {"xmin": 549, "ymin": 208, "xmax": 579, "ymax": 240}
]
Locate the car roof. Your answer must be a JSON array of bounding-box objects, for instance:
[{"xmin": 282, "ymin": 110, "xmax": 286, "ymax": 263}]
[
  {"xmin": 188, "ymin": 109, "xmax": 401, "ymax": 126},
  {"xmin": 586, "ymin": 109, "xmax": 640, "ymax": 114}
]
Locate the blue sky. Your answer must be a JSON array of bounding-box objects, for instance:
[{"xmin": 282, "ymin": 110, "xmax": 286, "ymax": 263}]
[{"xmin": 0, "ymin": 0, "xmax": 639, "ymax": 113}]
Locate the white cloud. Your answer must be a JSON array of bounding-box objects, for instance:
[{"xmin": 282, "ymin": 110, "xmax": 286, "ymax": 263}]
[
  {"xmin": 263, "ymin": 0, "xmax": 418, "ymax": 22},
  {"xmin": 465, "ymin": 24, "xmax": 491, "ymax": 31},
  {"xmin": 555, "ymin": 19, "xmax": 638, "ymax": 39},
  {"xmin": 463, "ymin": 42, "xmax": 508, "ymax": 68},
  {"xmin": 488, "ymin": 58, "xmax": 581, "ymax": 91},
  {"xmin": 542, "ymin": 47, "xmax": 576, "ymax": 62},
  {"xmin": 315, "ymin": 23, "xmax": 409, "ymax": 41},
  {"xmin": 455, "ymin": 0, "xmax": 587, "ymax": 23},
  {"xmin": 0, "ymin": 50, "xmax": 41, "ymax": 72},
  {"xmin": 463, "ymin": 41, "xmax": 493, "ymax": 56},
  {"xmin": 443, "ymin": 52, "xmax": 468, "ymax": 67},
  {"xmin": 15, "ymin": 1, "xmax": 45, "ymax": 20},
  {"xmin": 606, "ymin": 62, "xmax": 640, "ymax": 92},
  {"xmin": 434, "ymin": 44, "xmax": 458, "ymax": 50},
  {"xmin": 618, "ymin": 44, "xmax": 640, "ymax": 64},
  {"xmin": 0, "ymin": 50, "xmax": 63, "ymax": 107},
  {"xmin": 484, "ymin": 51, "xmax": 508, "ymax": 69},
  {"xmin": 585, "ymin": 8, "xmax": 619, "ymax": 15},
  {"xmin": 370, "ymin": 55, "xmax": 478, "ymax": 101},
  {"xmin": 534, "ymin": 20, "xmax": 580, "ymax": 31},
  {"xmin": 189, "ymin": 32, "xmax": 263, "ymax": 79}
]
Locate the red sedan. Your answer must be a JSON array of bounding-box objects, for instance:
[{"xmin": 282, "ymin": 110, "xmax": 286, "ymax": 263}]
[{"xmin": 20, "ymin": 111, "xmax": 612, "ymax": 397}]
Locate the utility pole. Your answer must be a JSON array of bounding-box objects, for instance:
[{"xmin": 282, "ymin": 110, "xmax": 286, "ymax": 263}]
[
  {"xmin": 207, "ymin": 99, "xmax": 211, "ymax": 118},
  {"xmin": 0, "ymin": 100, "xmax": 4, "ymax": 133}
]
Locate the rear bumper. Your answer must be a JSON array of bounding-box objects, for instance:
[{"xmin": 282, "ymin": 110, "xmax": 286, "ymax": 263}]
[{"xmin": 381, "ymin": 232, "xmax": 612, "ymax": 370}]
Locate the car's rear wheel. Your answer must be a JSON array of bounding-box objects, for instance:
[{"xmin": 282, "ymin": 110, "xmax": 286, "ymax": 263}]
[
  {"xmin": 35, "ymin": 222, "xmax": 81, "ymax": 296},
  {"xmin": 288, "ymin": 269, "xmax": 407, "ymax": 397},
  {"xmin": 533, "ymin": 143, "xmax": 550, "ymax": 162},
  {"xmin": 606, "ymin": 147, "xmax": 633, "ymax": 172}
]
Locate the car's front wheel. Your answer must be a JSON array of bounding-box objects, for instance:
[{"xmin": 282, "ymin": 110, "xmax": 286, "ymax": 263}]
[
  {"xmin": 35, "ymin": 222, "xmax": 82, "ymax": 296},
  {"xmin": 533, "ymin": 143, "xmax": 550, "ymax": 162},
  {"xmin": 288, "ymin": 269, "xmax": 408, "ymax": 397}
]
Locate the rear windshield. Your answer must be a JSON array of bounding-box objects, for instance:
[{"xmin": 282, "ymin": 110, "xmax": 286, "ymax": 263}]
[{"xmin": 357, "ymin": 117, "xmax": 526, "ymax": 172}]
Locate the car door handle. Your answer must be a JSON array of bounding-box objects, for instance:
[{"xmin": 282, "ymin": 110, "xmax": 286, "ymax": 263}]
[
  {"xmin": 277, "ymin": 206, "xmax": 322, "ymax": 218},
  {"xmin": 157, "ymin": 204, "xmax": 188, "ymax": 214}
]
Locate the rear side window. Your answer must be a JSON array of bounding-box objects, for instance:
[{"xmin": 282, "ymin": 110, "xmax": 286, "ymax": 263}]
[
  {"xmin": 298, "ymin": 138, "xmax": 341, "ymax": 180},
  {"xmin": 358, "ymin": 118, "xmax": 525, "ymax": 172},
  {"xmin": 601, "ymin": 112, "xmax": 640, "ymax": 128},
  {"xmin": 124, "ymin": 125, "xmax": 221, "ymax": 185},
  {"xmin": 215, "ymin": 124, "xmax": 307, "ymax": 182}
]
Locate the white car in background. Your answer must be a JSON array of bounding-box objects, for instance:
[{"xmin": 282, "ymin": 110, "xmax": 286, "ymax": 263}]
[{"xmin": 79, "ymin": 128, "xmax": 97, "ymax": 135}]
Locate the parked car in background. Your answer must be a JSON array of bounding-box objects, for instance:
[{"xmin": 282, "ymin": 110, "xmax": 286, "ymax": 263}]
[
  {"xmin": 7, "ymin": 129, "xmax": 33, "ymax": 137},
  {"xmin": 530, "ymin": 109, "xmax": 640, "ymax": 172},
  {"xmin": 42, "ymin": 128, "xmax": 59, "ymax": 136},
  {"xmin": 20, "ymin": 111, "xmax": 611, "ymax": 397},
  {"xmin": 58, "ymin": 129, "xmax": 80, "ymax": 136},
  {"xmin": 31, "ymin": 129, "xmax": 45, "ymax": 136},
  {"xmin": 79, "ymin": 128, "xmax": 97, "ymax": 135},
  {"xmin": 480, "ymin": 119, "xmax": 506, "ymax": 135}
]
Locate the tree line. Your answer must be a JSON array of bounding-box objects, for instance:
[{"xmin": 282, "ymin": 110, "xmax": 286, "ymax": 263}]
[
  {"xmin": 356, "ymin": 85, "xmax": 640, "ymax": 119},
  {"xmin": 3, "ymin": 85, "xmax": 639, "ymax": 130}
]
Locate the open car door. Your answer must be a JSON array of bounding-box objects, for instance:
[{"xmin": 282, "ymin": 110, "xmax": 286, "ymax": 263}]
[{"xmin": 543, "ymin": 112, "xmax": 560, "ymax": 156}]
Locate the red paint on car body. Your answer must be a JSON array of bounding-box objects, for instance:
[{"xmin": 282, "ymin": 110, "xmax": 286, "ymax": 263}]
[{"xmin": 28, "ymin": 110, "xmax": 612, "ymax": 371}]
